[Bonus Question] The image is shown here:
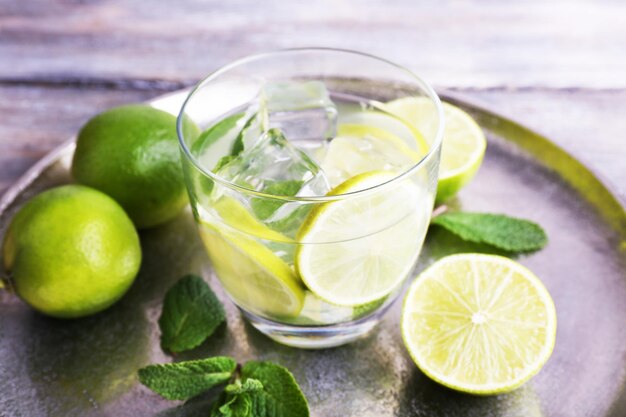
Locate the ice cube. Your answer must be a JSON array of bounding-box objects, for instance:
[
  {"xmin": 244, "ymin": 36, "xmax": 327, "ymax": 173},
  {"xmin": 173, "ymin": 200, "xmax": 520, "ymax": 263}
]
[
  {"xmin": 217, "ymin": 128, "xmax": 331, "ymax": 196},
  {"xmin": 260, "ymin": 81, "xmax": 338, "ymax": 141}
]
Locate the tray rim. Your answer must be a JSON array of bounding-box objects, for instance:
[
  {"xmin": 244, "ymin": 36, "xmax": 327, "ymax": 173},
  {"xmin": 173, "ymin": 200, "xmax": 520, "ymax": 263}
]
[{"xmin": 1, "ymin": 89, "xmax": 625, "ymax": 416}]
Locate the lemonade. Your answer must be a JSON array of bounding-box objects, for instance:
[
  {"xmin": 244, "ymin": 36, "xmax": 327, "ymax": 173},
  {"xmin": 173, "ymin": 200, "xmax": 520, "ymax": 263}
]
[{"xmin": 178, "ymin": 50, "xmax": 443, "ymax": 347}]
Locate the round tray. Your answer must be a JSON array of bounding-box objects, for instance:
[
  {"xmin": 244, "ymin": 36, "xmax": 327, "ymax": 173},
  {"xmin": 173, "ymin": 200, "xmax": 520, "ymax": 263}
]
[{"xmin": 1, "ymin": 90, "xmax": 624, "ymax": 417}]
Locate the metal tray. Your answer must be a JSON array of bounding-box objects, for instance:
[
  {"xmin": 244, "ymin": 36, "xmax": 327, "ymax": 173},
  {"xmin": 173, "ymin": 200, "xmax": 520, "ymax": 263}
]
[{"xmin": 1, "ymin": 90, "xmax": 624, "ymax": 417}]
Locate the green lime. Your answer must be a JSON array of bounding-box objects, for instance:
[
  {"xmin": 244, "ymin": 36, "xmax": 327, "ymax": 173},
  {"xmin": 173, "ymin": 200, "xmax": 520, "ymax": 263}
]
[
  {"xmin": 385, "ymin": 97, "xmax": 487, "ymax": 203},
  {"xmin": 72, "ymin": 104, "xmax": 200, "ymax": 229},
  {"xmin": 2, "ymin": 185, "xmax": 142, "ymax": 318},
  {"xmin": 401, "ymin": 254, "xmax": 557, "ymax": 394},
  {"xmin": 296, "ymin": 171, "xmax": 426, "ymax": 307}
]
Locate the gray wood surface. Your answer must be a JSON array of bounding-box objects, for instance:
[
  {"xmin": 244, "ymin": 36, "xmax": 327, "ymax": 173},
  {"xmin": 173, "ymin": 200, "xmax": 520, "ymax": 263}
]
[
  {"xmin": 1, "ymin": 0, "xmax": 625, "ymax": 200},
  {"xmin": 2, "ymin": 0, "xmax": 626, "ymax": 88}
]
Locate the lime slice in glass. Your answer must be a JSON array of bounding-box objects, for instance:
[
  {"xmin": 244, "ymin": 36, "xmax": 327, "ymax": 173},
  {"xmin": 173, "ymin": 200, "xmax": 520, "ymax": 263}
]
[
  {"xmin": 385, "ymin": 97, "xmax": 486, "ymax": 203},
  {"xmin": 199, "ymin": 223, "xmax": 304, "ymax": 318},
  {"xmin": 340, "ymin": 110, "xmax": 429, "ymax": 153},
  {"xmin": 321, "ymin": 123, "xmax": 424, "ymax": 187},
  {"xmin": 212, "ymin": 196, "xmax": 293, "ymax": 243},
  {"xmin": 402, "ymin": 254, "xmax": 557, "ymax": 394},
  {"xmin": 296, "ymin": 171, "xmax": 425, "ymax": 306}
]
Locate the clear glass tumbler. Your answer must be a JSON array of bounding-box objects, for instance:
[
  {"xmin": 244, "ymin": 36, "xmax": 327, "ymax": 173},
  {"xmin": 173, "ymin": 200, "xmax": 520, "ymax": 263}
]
[{"xmin": 177, "ymin": 48, "xmax": 443, "ymax": 348}]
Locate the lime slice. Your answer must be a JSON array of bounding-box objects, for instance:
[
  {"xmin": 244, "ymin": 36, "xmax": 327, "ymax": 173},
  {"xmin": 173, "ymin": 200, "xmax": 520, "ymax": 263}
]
[
  {"xmin": 321, "ymin": 124, "xmax": 422, "ymax": 187},
  {"xmin": 385, "ymin": 97, "xmax": 487, "ymax": 203},
  {"xmin": 199, "ymin": 223, "xmax": 304, "ymax": 318},
  {"xmin": 401, "ymin": 254, "xmax": 557, "ymax": 394},
  {"xmin": 211, "ymin": 196, "xmax": 292, "ymax": 243},
  {"xmin": 340, "ymin": 110, "xmax": 429, "ymax": 153},
  {"xmin": 320, "ymin": 108, "xmax": 430, "ymax": 187},
  {"xmin": 296, "ymin": 171, "xmax": 426, "ymax": 306}
]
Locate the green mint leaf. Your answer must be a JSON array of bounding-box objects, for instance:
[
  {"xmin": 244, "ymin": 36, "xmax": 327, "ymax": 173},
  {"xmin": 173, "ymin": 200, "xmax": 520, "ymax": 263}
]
[
  {"xmin": 216, "ymin": 393, "xmax": 253, "ymax": 417},
  {"xmin": 192, "ymin": 113, "xmax": 244, "ymax": 156},
  {"xmin": 266, "ymin": 205, "xmax": 311, "ymax": 235},
  {"xmin": 138, "ymin": 356, "xmax": 236, "ymax": 401},
  {"xmin": 215, "ymin": 155, "xmax": 236, "ymax": 172},
  {"xmin": 199, "ymin": 155, "xmax": 237, "ymax": 195},
  {"xmin": 225, "ymin": 378, "xmax": 264, "ymax": 395},
  {"xmin": 212, "ymin": 379, "xmax": 264, "ymax": 417},
  {"xmin": 251, "ymin": 180, "xmax": 304, "ymax": 221},
  {"xmin": 240, "ymin": 361, "xmax": 310, "ymax": 417},
  {"xmin": 159, "ymin": 275, "xmax": 225, "ymax": 353},
  {"xmin": 431, "ymin": 212, "xmax": 547, "ymax": 252},
  {"xmin": 231, "ymin": 113, "xmax": 258, "ymax": 156}
]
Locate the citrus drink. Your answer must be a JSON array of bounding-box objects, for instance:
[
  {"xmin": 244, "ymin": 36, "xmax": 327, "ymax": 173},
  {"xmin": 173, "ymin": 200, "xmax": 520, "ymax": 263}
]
[{"xmin": 177, "ymin": 50, "xmax": 443, "ymax": 347}]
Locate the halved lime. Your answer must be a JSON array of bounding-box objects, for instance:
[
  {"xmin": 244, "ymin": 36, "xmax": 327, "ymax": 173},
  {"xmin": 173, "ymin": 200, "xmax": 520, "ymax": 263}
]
[
  {"xmin": 199, "ymin": 223, "xmax": 304, "ymax": 318},
  {"xmin": 296, "ymin": 171, "xmax": 426, "ymax": 307},
  {"xmin": 385, "ymin": 97, "xmax": 486, "ymax": 203},
  {"xmin": 402, "ymin": 254, "xmax": 557, "ymax": 394}
]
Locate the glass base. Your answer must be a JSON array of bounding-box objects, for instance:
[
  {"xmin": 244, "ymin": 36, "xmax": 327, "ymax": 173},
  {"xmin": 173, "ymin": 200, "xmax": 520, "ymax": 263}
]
[{"xmin": 241, "ymin": 309, "xmax": 383, "ymax": 349}]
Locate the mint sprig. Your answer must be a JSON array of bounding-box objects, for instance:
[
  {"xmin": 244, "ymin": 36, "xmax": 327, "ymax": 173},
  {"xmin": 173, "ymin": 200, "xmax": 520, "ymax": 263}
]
[
  {"xmin": 213, "ymin": 379, "xmax": 264, "ymax": 417},
  {"xmin": 237, "ymin": 361, "xmax": 309, "ymax": 417},
  {"xmin": 138, "ymin": 357, "xmax": 310, "ymax": 417},
  {"xmin": 192, "ymin": 113, "xmax": 244, "ymax": 156},
  {"xmin": 138, "ymin": 357, "xmax": 236, "ymax": 400},
  {"xmin": 251, "ymin": 180, "xmax": 304, "ymax": 221},
  {"xmin": 231, "ymin": 113, "xmax": 258, "ymax": 156},
  {"xmin": 159, "ymin": 275, "xmax": 225, "ymax": 353},
  {"xmin": 431, "ymin": 212, "xmax": 547, "ymax": 252}
]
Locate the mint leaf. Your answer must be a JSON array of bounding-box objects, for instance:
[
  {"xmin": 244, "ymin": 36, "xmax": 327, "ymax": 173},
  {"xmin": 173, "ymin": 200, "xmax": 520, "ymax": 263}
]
[
  {"xmin": 212, "ymin": 379, "xmax": 265, "ymax": 417},
  {"xmin": 266, "ymin": 205, "xmax": 311, "ymax": 235},
  {"xmin": 431, "ymin": 212, "xmax": 547, "ymax": 252},
  {"xmin": 159, "ymin": 275, "xmax": 225, "ymax": 353},
  {"xmin": 225, "ymin": 378, "xmax": 264, "ymax": 395},
  {"xmin": 215, "ymin": 155, "xmax": 236, "ymax": 172},
  {"xmin": 240, "ymin": 361, "xmax": 310, "ymax": 417},
  {"xmin": 199, "ymin": 154, "xmax": 237, "ymax": 195},
  {"xmin": 251, "ymin": 180, "xmax": 304, "ymax": 221},
  {"xmin": 138, "ymin": 356, "xmax": 236, "ymax": 401},
  {"xmin": 211, "ymin": 361, "xmax": 309, "ymax": 417},
  {"xmin": 231, "ymin": 114, "xmax": 257, "ymax": 156},
  {"xmin": 192, "ymin": 113, "xmax": 244, "ymax": 156}
]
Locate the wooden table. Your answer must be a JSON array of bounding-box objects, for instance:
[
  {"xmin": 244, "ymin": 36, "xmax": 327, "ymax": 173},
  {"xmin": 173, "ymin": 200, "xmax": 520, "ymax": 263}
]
[{"xmin": 1, "ymin": 0, "xmax": 625, "ymax": 201}]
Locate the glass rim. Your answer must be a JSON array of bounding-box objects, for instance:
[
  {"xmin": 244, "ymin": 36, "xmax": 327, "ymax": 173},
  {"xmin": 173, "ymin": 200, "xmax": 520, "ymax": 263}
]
[{"xmin": 177, "ymin": 47, "xmax": 444, "ymax": 202}]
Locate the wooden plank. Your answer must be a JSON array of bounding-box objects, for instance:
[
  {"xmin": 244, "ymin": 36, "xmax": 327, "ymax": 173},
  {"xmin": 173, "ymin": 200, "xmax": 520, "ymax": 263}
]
[
  {"xmin": 0, "ymin": 85, "xmax": 624, "ymax": 201},
  {"xmin": 1, "ymin": 0, "xmax": 625, "ymax": 89}
]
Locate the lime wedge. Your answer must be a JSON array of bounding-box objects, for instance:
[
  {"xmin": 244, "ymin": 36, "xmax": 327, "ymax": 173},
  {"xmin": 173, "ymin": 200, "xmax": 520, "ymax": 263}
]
[
  {"xmin": 199, "ymin": 223, "xmax": 304, "ymax": 318},
  {"xmin": 401, "ymin": 254, "xmax": 557, "ymax": 394},
  {"xmin": 296, "ymin": 171, "xmax": 426, "ymax": 307},
  {"xmin": 385, "ymin": 97, "xmax": 487, "ymax": 203}
]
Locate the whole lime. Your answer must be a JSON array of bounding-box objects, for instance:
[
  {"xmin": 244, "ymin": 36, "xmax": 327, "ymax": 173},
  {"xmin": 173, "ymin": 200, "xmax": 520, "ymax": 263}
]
[
  {"xmin": 72, "ymin": 104, "xmax": 199, "ymax": 229},
  {"xmin": 2, "ymin": 185, "xmax": 142, "ymax": 318}
]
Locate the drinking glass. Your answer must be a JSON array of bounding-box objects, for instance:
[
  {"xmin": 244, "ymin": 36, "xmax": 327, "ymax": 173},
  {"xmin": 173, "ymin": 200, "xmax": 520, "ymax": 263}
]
[{"xmin": 177, "ymin": 48, "xmax": 443, "ymax": 348}]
